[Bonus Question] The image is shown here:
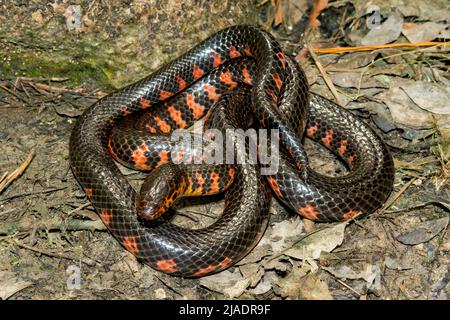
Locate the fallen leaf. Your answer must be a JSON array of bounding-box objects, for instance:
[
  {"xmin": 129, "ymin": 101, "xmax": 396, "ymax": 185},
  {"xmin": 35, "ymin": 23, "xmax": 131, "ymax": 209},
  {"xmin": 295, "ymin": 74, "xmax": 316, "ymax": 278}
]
[
  {"xmin": 400, "ymin": 81, "xmax": 450, "ymax": 115},
  {"xmin": 323, "ymin": 264, "xmax": 382, "ymax": 290},
  {"xmin": 199, "ymin": 269, "xmax": 249, "ymax": 299},
  {"xmin": 396, "ymin": 217, "xmax": 449, "ymax": 245},
  {"xmin": 0, "ymin": 271, "xmax": 33, "ymax": 299},
  {"xmin": 284, "ymin": 221, "xmax": 348, "ymax": 260},
  {"xmin": 248, "ymin": 271, "xmax": 279, "ymax": 295},
  {"xmin": 402, "ymin": 22, "xmax": 448, "ymax": 43},
  {"xmin": 361, "ymin": 14, "xmax": 403, "ymax": 46},
  {"xmin": 269, "ymin": 218, "xmax": 304, "ymax": 253},
  {"xmin": 377, "ymin": 86, "xmax": 434, "ymax": 129}
]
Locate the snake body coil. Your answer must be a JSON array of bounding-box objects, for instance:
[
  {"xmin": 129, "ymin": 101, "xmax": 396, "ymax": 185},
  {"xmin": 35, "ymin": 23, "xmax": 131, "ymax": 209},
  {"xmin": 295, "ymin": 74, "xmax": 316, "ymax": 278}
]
[{"xmin": 69, "ymin": 25, "xmax": 394, "ymax": 277}]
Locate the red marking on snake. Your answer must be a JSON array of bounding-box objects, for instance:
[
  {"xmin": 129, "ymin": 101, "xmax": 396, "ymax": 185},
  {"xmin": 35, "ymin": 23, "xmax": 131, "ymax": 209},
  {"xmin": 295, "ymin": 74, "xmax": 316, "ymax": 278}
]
[
  {"xmin": 244, "ymin": 45, "xmax": 253, "ymax": 57},
  {"xmin": 267, "ymin": 177, "xmax": 282, "ymax": 198},
  {"xmin": 229, "ymin": 45, "xmax": 241, "ymax": 58},
  {"xmin": 156, "ymin": 150, "xmax": 169, "ymax": 168},
  {"xmin": 167, "ymin": 106, "xmax": 187, "ymax": 128},
  {"xmin": 339, "ymin": 140, "xmax": 348, "ymax": 156},
  {"xmin": 145, "ymin": 124, "xmax": 157, "ymax": 134},
  {"xmin": 122, "ymin": 236, "xmax": 138, "ymax": 254},
  {"xmin": 276, "ymin": 52, "xmax": 286, "ymax": 68},
  {"xmin": 84, "ymin": 188, "xmax": 93, "ymax": 198},
  {"xmin": 265, "ymin": 89, "xmax": 277, "ymax": 102},
  {"xmin": 156, "ymin": 259, "xmax": 177, "ymax": 273},
  {"xmin": 175, "ymin": 75, "xmax": 187, "ymax": 90},
  {"xmin": 218, "ymin": 257, "xmax": 232, "ymax": 269},
  {"xmin": 99, "ymin": 209, "xmax": 113, "ymax": 226},
  {"xmin": 119, "ymin": 105, "xmax": 131, "ymax": 116},
  {"xmin": 139, "ymin": 98, "xmax": 151, "ymax": 109},
  {"xmin": 193, "ymin": 64, "xmax": 205, "ymax": 80},
  {"xmin": 195, "ymin": 171, "xmax": 205, "ymax": 189},
  {"xmin": 210, "ymin": 171, "xmax": 220, "ymax": 193},
  {"xmin": 159, "ymin": 90, "xmax": 172, "ymax": 100},
  {"xmin": 348, "ymin": 154, "xmax": 356, "ymax": 166},
  {"xmin": 272, "ymin": 73, "xmax": 282, "ymax": 90},
  {"xmin": 322, "ymin": 130, "xmax": 334, "ymax": 149},
  {"xmin": 298, "ymin": 204, "xmax": 318, "ymax": 220},
  {"xmin": 219, "ymin": 71, "xmax": 237, "ymax": 88},
  {"xmin": 307, "ymin": 125, "xmax": 318, "ymax": 137},
  {"xmin": 186, "ymin": 94, "xmax": 205, "ymax": 118},
  {"xmin": 242, "ymin": 66, "xmax": 252, "ymax": 85},
  {"xmin": 194, "ymin": 265, "xmax": 216, "ymax": 277},
  {"xmin": 203, "ymin": 84, "xmax": 221, "ymax": 101},
  {"xmin": 131, "ymin": 144, "xmax": 151, "ymax": 171},
  {"xmin": 342, "ymin": 210, "xmax": 361, "ymax": 221},
  {"xmin": 212, "ymin": 51, "xmax": 223, "ymax": 67},
  {"xmin": 107, "ymin": 138, "xmax": 118, "ymax": 159},
  {"xmin": 153, "ymin": 116, "xmax": 171, "ymax": 133}
]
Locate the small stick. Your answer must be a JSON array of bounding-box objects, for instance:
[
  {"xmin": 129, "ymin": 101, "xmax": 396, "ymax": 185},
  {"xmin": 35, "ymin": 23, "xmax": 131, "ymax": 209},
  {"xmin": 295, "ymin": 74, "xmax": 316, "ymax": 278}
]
[
  {"xmin": 0, "ymin": 83, "xmax": 33, "ymax": 107},
  {"xmin": 313, "ymin": 42, "xmax": 449, "ymax": 54},
  {"xmin": 307, "ymin": 43, "xmax": 344, "ymax": 106},
  {"xmin": 0, "ymin": 150, "xmax": 35, "ymax": 194},
  {"xmin": 0, "ymin": 186, "xmax": 66, "ymax": 203},
  {"xmin": 15, "ymin": 242, "xmax": 96, "ymax": 266}
]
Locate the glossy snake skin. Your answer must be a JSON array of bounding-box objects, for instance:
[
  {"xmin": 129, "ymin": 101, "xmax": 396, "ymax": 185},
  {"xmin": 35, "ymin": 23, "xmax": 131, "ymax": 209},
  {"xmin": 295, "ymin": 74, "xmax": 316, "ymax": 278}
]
[{"xmin": 69, "ymin": 25, "xmax": 394, "ymax": 277}]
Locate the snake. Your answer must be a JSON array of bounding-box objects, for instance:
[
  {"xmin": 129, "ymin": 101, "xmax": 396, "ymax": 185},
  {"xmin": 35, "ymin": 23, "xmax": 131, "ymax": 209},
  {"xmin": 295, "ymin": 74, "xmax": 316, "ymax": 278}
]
[{"xmin": 69, "ymin": 25, "xmax": 395, "ymax": 277}]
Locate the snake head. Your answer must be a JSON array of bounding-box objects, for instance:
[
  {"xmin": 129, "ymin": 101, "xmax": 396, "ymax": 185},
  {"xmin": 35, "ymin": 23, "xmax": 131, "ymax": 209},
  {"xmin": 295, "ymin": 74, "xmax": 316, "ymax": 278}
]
[{"xmin": 136, "ymin": 164, "xmax": 186, "ymax": 220}]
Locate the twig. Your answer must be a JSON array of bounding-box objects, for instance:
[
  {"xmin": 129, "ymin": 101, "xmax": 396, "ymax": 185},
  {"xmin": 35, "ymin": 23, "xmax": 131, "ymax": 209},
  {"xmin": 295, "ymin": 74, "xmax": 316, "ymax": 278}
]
[
  {"xmin": 313, "ymin": 41, "xmax": 449, "ymax": 54},
  {"xmin": 0, "ymin": 186, "xmax": 66, "ymax": 203},
  {"xmin": 14, "ymin": 242, "xmax": 97, "ymax": 266},
  {"xmin": 0, "ymin": 150, "xmax": 35, "ymax": 195},
  {"xmin": 0, "ymin": 217, "xmax": 106, "ymax": 235},
  {"xmin": 0, "ymin": 83, "xmax": 33, "ymax": 107},
  {"xmin": 376, "ymin": 178, "xmax": 418, "ymax": 216},
  {"xmin": 334, "ymin": 278, "xmax": 361, "ymax": 298},
  {"xmin": 307, "ymin": 43, "xmax": 344, "ymax": 106}
]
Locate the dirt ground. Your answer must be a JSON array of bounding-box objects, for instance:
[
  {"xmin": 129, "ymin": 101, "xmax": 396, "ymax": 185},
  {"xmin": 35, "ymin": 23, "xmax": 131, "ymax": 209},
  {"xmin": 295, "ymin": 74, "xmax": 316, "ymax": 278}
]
[{"xmin": 0, "ymin": 1, "xmax": 449, "ymax": 300}]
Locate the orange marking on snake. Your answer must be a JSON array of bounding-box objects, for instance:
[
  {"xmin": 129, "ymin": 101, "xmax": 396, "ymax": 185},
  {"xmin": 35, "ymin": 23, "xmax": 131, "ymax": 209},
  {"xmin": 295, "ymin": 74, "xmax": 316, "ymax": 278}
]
[
  {"xmin": 167, "ymin": 106, "xmax": 187, "ymax": 128},
  {"xmin": 306, "ymin": 125, "xmax": 318, "ymax": 137},
  {"xmin": 212, "ymin": 51, "xmax": 223, "ymax": 67},
  {"xmin": 229, "ymin": 167, "xmax": 235, "ymax": 179},
  {"xmin": 186, "ymin": 176, "xmax": 194, "ymax": 194},
  {"xmin": 272, "ymin": 73, "xmax": 283, "ymax": 91},
  {"xmin": 229, "ymin": 45, "xmax": 241, "ymax": 58},
  {"xmin": 175, "ymin": 75, "xmax": 187, "ymax": 90},
  {"xmin": 107, "ymin": 138, "xmax": 118, "ymax": 159},
  {"xmin": 131, "ymin": 144, "xmax": 151, "ymax": 170},
  {"xmin": 322, "ymin": 130, "xmax": 334, "ymax": 149},
  {"xmin": 210, "ymin": 171, "xmax": 220, "ymax": 193},
  {"xmin": 84, "ymin": 188, "xmax": 93, "ymax": 198},
  {"xmin": 186, "ymin": 94, "xmax": 205, "ymax": 118},
  {"xmin": 159, "ymin": 90, "xmax": 172, "ymax": 101},
  {"xmin": 194, "ymin": 265, "xmax": 216, "ymax": 277},
  {"xmin": 194, "ymin": 171, "xmax": 205, "ymax": 195},
  {"xmin": 139, "ymin": 98, "xmax": 151, "ymax": 109},
  {"xmin": 348, "ymin": 154, "xmax": 356, "ymax": 166},
  {"xmin": 145, "ymin": 124, "xmax": 157, "ymax": 134},
  {"xmin": 203, "ymin": 84, "xmax": 221, "ymax": 101},
  {"xmin": 339, "ymin": 140, "xmax": 348, "ymax": 156},
  {"xmin": 219, "ymin": 71, "xmax": 237, "ymax": 88},
  {"xmin": 341, "ymin": 210, "xmax": 361, "ymax": 221},
  {"xmin": 156, "ymin": 150, "xmax": 169, "ymax": 167},
  {"xmin": 122, "ymin": 236, "xmax": 138, "ymax": 254},
  {"xmin": 244, "ymin": 45, "xmax": 252, "ymax": 57},
  {"xmin": 242, "ymin": 66, "xmax": 252, "ymax": 85},
  {"xmin": 298, "ymin": 204, "xmax": 318, "ymax": 220},
  {"xmin": 153, "ymin": 116, "xmax": 171, "ymax": 133},
  {"xmin": 276, "ymin": 51, "xmax": 286, "ymax": 68},
  {"xmin": 267, "ymin": 177, "xmax": 282, "ymax": 198},
  {"xmin": 119, "ymin": 105, "xmax": 131, "ymax": 116},
  {"xmin": 99, "ymin": 209, "xmax": 113, "ymax": 226},
  {"xmin": 218, "ymin": 257, "xmax": 233, "ymax": 269},
  {"xmin": 156, "ymin": 259, "xmax": 177, "ymax": 273},
  {"xmin": 193, "ymin": 64, "xmax": 205, "ymax": 80}
]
